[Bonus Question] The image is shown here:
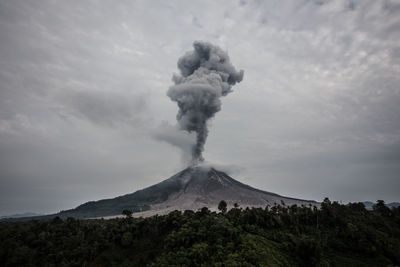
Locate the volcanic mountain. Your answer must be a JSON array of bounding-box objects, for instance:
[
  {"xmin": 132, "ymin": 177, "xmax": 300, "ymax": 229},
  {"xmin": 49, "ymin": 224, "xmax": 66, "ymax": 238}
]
[{"xmin": 54, "ymin": 165, "xmax": 317, "ymax": 219}]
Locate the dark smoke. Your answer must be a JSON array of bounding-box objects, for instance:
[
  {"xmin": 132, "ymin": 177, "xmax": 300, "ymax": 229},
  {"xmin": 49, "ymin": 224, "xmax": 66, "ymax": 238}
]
[{"xmin": 168, "ymin": 41, "xmax": 244, "ymax": 164}]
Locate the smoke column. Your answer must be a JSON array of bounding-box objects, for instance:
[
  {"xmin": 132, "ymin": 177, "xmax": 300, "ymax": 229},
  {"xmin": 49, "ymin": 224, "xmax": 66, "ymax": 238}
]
[{"xmin": 168, "ymin": 41, "xmax": 244, "ymax": 164}]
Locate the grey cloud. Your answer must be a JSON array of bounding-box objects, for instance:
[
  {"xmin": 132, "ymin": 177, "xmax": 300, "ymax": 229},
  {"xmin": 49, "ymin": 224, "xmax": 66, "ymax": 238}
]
[
  {"xmin": 198, "ymin": 161, "xmax": 245, "ymax": 176},
  {"xmin": 168, "ymin": 41, "xmax": 243, "ymax": 163},
  {"xmin": 151, "ymin": 122, "xmax": 196, "ymax": 166},
  {"xmin": 57, "ymin": 89, "xmax": 149, "ymax": 128}
]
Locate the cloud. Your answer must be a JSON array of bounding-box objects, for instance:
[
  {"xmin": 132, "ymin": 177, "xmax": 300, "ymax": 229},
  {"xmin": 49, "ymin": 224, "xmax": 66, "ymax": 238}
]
[
  {"xmin": 168, "ymin": 41, "xmax": 243, "ymax": 163},
  {"xmin": 151, "ymin": 121, "xmax": 196, "ymax": 166},
  {"xmin": 56, "ymin": 89, "xmax": 149, "ymax": 128},
  {"xmin": 196, "ymin": 160, "xmax": 245, "ymax": 175}
]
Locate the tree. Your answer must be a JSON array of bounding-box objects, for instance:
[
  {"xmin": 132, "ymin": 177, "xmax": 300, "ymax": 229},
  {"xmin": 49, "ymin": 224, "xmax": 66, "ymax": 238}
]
[
  {"xmin": 373, "ymin": 200, "xmax": 392, "ymax": 217},
  {"xmin": 121, "ymin": 232, "xmax": 133, "ymax": 246},
  {"xmin": 218, "ymin": 200, "xmax": 227, "ymax": 214},
  {"xmin": 122, "ymin": 209, "xmax": 133, "ymax": 218}
]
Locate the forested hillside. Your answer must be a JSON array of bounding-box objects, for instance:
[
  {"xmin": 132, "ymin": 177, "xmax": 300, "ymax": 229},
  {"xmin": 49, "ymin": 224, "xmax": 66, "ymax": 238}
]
[{"xmin": 1, "ymin": 199, "xmax": 399, "ymax": 266}]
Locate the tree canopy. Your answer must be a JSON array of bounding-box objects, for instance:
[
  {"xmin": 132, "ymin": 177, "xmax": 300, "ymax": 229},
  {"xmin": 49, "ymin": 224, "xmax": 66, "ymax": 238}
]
[{"xmin": 0, "ymin": 199, "xmax": 399, "ymax": 266}]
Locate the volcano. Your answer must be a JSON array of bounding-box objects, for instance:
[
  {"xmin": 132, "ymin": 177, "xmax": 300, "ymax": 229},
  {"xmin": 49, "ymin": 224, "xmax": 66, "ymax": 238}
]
[{"xmin": 53, "ymin": 165, "xmax": 317, "ymax": 219}]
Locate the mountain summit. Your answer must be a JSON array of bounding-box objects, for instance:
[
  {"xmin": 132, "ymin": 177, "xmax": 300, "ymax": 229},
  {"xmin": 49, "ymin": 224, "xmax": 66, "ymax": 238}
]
[{"xmin": 56, "ymin": 165, "xmax": 317, "ymax": 219}]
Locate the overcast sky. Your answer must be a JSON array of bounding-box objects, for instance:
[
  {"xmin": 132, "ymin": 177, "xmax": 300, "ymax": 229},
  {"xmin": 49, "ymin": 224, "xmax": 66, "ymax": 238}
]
[{"xmin": 1, "ymin": 0, "xmax": 399, "ymax": 216}]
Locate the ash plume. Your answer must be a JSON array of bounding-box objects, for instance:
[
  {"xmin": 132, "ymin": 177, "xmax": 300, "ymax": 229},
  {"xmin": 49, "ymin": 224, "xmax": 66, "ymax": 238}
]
[{"xmin": 168, "ymin": 41, "xmax": 244, "ymax": 164}]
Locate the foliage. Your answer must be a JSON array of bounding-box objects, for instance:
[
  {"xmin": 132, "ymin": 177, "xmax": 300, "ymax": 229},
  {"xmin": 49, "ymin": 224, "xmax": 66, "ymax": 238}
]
[
  {"xmin": 0, "ymin": 200, "xmax": 399, "ymax": 266},
  {"xmin": 122, "ymin": 210, "xmax": 133, "ymax": 218},
  {"xmin": 218, "ymin": 200, "xmax": 227, "ymax": 213}
]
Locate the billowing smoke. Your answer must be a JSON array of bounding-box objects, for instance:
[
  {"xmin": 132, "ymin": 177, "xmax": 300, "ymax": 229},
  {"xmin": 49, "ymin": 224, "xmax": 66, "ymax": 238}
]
[{"xmin": 168, "ymin": 41, "xmax": 244, "ymax": 164}]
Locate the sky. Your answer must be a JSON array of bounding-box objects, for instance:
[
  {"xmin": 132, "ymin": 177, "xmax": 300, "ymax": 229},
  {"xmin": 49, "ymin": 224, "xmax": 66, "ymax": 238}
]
[{"xmin": 0, "ymin": 0, "xmax": 399, "ymax": 216}]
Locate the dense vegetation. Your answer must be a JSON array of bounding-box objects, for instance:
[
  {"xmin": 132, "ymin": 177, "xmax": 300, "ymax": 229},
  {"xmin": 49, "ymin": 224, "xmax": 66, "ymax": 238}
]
[{"xmin": 1, "ymin": 199, "xmax": 399, "ymax": 266}]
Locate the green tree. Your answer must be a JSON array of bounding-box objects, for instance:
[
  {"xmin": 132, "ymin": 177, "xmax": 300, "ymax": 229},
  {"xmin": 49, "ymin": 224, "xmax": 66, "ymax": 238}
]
[
  {"xmin": 121, "ymin": 232, "xmax": 133, "ymax": 246},
  {"xmin": 373, "ymin": 200, "xmax": 392, "ymax": 217},
  {"xmin": 122, "ymin": 209, "xmax": 133, "ymax": 218},
  {"xmin": 218, "ymin": 200, "xmax": 227, "ymax": 214}
]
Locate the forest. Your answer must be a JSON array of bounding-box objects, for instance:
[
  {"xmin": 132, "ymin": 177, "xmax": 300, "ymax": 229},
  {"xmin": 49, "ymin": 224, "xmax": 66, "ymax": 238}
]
[{"xmin": 0, "ymin": 199, "xmax": 399, "ymax": 266}]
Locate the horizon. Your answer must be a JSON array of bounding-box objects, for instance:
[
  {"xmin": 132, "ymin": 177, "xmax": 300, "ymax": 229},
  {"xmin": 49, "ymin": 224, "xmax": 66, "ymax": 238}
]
[{"xmin": 0, "ymin": 164, "xmax": 398, "ymax": 217}]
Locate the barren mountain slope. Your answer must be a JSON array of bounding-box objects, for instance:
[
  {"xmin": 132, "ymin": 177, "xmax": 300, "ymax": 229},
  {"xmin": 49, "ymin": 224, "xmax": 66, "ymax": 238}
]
[{"xmin": 131, "ymin": 166, "xmax": 318, "ymax": 217}]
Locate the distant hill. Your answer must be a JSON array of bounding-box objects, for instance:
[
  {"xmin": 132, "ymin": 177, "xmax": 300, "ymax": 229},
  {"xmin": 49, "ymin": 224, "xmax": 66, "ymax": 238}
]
[
  {"xmin": 363, "ymin": 201, "xmax": 400, "ymax": 210},
  {"xmin": 0, "ymin": 212, "xmax": 43, "ymax": 219}
]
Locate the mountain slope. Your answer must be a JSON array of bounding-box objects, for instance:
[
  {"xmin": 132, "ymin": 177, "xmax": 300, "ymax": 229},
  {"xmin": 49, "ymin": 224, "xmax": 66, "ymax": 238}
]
[
  {"xmin": 57, "ymin": 165, "xmax": 317, "ymax": 218},
  {"xmin": 2, "ymin": 165, "xmax": 318, "ymax": 221},
  {"xmin": 134, "ymin": 166, "xmax": 317, "ymax": 217}
]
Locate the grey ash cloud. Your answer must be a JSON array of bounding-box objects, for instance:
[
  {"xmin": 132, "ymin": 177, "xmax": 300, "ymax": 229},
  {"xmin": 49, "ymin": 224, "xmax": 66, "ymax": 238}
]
[{"xmin": 168, "ymin": 41, "xmax": 243, "ymax": 163}]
